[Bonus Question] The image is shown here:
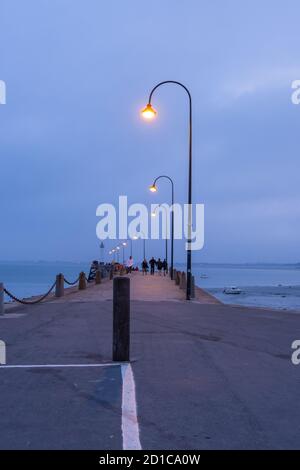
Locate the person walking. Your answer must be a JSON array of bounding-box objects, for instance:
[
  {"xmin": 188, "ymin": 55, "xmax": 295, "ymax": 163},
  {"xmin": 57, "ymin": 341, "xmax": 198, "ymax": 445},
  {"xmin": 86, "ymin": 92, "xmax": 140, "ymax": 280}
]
[
  {"xmin": 162, "ymin": 259, "xmax": 168, "ymax": 276},
  {"xmin": 126, "ymin": 256, "xmax": 134, "ymax": 274},
  {"xmin": 149, "ymin": 257, "xmax": 156, "ymax": 275},
  {"xmin": 157, "ymin": 258, "xmax": 163, "ymax": 276},
  {"xmin": 141, "ymin": 259, "xmax": 149, "ymax": 275}
]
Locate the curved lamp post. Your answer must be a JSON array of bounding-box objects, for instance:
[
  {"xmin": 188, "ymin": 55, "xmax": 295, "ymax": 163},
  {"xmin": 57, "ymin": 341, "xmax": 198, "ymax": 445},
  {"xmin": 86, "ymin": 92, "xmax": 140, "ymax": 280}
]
[
  {"xmin": 125, "ymin": 238, "xmax": 134, "ymax": 258},
  {"xmin": 149, "ymin": 175, "xmax": 174, "ymax": 280},
  {"xmin": 142, "ymin": 81, "xmax": 193, "ymax": 300},
  {"xmin": 151, "ymin": 204, "xmax": 168, "ymax": 268},
  {"xmin": 133, "ymin": 232, "xmax": 146, "ymax": 260}
]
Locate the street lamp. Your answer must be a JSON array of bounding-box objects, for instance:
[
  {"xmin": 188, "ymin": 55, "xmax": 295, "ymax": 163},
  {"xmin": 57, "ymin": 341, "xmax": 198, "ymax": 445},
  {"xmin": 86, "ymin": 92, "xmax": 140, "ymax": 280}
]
[
  {"xmin": 133, "ymin": 234, "xmax": 146, "ymax": 260},
  {"xmin": 149, "ymin": 175, "xmax": 174, "ymax": 280},
  {"xmin": 151, "ymin": 204, "xmax": 168, "ymax": 267},
  {"xmin": 122, "ymin": 242, "xmax": 127, "ymax": 264},
  {"xmin": 142, "ymin": 81, "xmax": 193, "ymax": 300}
]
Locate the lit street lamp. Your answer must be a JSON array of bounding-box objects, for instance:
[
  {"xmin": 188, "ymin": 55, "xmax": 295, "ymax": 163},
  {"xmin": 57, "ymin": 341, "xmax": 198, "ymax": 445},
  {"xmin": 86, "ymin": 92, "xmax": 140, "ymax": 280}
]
[
  {"xmin": 142, "ymin": 81, "xmax": 193, "ymax": 300},
  {"xmin": 149, "ymin": 175, "xmax": 174, "ymax": 280}
]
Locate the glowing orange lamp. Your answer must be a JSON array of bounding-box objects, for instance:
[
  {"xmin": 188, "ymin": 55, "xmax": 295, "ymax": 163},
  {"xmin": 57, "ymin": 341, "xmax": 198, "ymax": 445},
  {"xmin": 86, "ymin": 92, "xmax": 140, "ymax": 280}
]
[{"xmin": 141, "ymin": 103, "xmax": 157, "ymax": 120}]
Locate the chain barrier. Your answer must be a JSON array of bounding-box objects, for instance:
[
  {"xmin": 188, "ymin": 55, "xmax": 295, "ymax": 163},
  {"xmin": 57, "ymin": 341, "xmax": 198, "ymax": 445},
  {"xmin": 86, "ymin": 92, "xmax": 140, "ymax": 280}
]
[
  {"xmin": 2, "ymin": 263, "xmax": 108, "ymax": 306},
  {"xmin": 64, "ymin": 277, "xmax": 79, "ymax": 286},
  {"xmin": 3, "ymin": 280, "xmax": 56, "ymax": 305}
]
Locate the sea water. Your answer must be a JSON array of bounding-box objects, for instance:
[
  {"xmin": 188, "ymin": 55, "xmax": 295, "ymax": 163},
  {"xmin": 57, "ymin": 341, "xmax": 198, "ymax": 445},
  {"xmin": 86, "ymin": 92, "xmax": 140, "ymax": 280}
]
[
  {"xmin": 0, "ymin": 261, "xmax": 90, "ymax": 302},
  {"xmin": 176, "ymin": 263, "xmax": 300, "ymax": 312}
]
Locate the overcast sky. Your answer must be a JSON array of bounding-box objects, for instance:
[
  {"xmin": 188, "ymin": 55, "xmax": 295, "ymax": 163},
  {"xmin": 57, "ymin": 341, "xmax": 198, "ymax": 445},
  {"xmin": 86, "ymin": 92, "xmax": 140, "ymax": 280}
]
[{"xmin": 1, "ymin": 0, "xmax": 300, "ymax": 263}]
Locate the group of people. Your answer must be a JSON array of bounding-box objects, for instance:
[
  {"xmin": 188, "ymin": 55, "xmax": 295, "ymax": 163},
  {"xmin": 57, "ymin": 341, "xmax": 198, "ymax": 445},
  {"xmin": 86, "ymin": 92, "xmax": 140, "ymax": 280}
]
[
  {"xmin": 141, "ymin": 257, "xmax": 168, "ymax": 276},
  {"xmin": 124, "ymin": 255, "xmax": 168, "ymax": 276}
]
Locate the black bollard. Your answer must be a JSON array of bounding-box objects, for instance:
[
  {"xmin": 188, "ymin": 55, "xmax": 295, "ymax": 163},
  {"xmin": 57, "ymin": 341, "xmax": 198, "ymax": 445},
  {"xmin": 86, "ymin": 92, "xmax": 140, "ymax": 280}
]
[{"xmin": 113, "ymin": 277, "xmax": 130, "ymax": 362}]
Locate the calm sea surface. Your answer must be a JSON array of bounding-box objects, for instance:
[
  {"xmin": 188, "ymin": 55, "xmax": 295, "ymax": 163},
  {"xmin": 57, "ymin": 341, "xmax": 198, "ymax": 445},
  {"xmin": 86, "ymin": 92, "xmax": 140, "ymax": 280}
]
[
  {"xmin": 177, "ymin": 263, "xmax": 300, "ymax": 311},
  {"xmin": 1, "ymin": 262, "xmax": 90, "ymax": 302}
]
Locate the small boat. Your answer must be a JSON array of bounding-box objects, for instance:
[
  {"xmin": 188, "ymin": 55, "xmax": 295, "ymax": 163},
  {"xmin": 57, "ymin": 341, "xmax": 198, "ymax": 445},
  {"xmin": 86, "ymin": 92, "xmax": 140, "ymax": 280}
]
[{"xmin": 223, "ymin": 286, "xmax": 242, "ymax": 295}]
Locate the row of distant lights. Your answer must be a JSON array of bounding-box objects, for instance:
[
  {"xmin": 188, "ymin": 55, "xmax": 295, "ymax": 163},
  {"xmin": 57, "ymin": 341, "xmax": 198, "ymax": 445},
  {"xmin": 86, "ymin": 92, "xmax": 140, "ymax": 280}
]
[
  {"xmin": 108, "ymin": 203, "xmax": 162, "ymax": 257},
  {"xmin": 108, "ymin": 105, "xmax": 160, "ymax": 257},
  {"xmin": 108, "ymin": 210, "xmax": 160, "ymax": 257},
  {"xmin": 109, "ymin": 242, "xmax": 128, "ymax": 256}
]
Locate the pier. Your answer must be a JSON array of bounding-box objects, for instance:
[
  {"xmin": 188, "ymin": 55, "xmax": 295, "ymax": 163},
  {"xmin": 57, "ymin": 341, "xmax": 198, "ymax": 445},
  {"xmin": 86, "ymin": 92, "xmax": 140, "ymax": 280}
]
[{"xmin": 0, "ymin": 272, "xmax": 299, "ymax": 449}]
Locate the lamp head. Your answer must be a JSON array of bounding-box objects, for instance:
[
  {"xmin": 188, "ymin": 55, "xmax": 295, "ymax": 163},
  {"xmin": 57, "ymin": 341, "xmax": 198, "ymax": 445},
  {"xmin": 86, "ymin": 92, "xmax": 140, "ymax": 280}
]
[
  {"xmin": 151, "ymin": 212, "xmax": 156, "ymax": 217},
  {"xmin": 141, "ymin": 103, "xmax": 157, "ymax": 120},
  {"xmin": 149, "ymin": 184, "xmax": 157, "ymax": 193}
]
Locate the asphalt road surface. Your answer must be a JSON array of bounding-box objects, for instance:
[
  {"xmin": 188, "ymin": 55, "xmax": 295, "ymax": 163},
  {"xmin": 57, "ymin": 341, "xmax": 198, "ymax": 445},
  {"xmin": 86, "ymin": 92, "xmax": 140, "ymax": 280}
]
[{"xmin": 0, "ymin": 276, "xmax": 300, "ymax": 449}]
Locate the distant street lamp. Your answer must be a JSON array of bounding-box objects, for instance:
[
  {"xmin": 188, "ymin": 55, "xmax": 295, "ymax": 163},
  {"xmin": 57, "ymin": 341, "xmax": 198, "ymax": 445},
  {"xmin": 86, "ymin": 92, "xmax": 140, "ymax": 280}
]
[
  {"xmin": 127, "ymin": 238, "xmax": 135, "ymax": 258},
  {"xmin": 151, "ymin": 204, "xmax": 168, "ymax": 267},
  {"xmin": 149, "ymin": 175, "xmax": 174, "ymax": 279},
  {"xmin": 141, "ymin": 81, "xmax": 193, "ymax": 300},
  {"xmin": 133, "ymin": 233, "xmax": 146, "ymax": 260}
]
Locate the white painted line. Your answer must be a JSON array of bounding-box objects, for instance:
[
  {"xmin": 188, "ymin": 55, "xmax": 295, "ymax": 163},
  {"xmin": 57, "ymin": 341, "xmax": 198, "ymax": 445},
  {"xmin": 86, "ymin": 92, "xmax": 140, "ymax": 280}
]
[
  {"xmin": 0, "ymin": 313, "xmax": 26, "ymax": 319},
  {"xmin": 121, "ymin": 363, "xmax": 141, "ymax": 450},
  {"xmin": 0, "ymin": 362, "xmax": 124, "ymax": 369}
]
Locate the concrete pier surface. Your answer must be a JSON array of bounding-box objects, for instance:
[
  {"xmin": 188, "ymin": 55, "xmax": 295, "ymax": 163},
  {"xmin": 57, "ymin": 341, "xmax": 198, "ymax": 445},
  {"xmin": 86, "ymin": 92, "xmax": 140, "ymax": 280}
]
[{"xmin": 0, "ymin": 272, "xmax": 299, "ymax": 449}]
